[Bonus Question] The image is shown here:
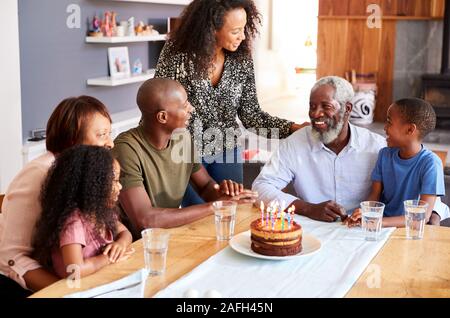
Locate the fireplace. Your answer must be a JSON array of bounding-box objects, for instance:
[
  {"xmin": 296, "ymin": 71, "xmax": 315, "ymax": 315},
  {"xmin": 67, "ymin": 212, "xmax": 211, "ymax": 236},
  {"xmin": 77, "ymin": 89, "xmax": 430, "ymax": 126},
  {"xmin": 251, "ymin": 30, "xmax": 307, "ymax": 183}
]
[
  {"xmin": 422, "ymin": 74, "xmax": 450, "ymax": 127},
  {"xmin": 422, "ymin": 0, "xmax": 450, "ymax": 128}
]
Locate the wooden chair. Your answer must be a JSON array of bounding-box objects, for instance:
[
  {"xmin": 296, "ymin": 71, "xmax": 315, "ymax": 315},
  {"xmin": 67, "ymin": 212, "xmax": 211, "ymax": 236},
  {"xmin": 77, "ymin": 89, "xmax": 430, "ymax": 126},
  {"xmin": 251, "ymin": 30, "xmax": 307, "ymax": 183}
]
[
  {"xmin": 442, "ymin": 218, "xmax": 450, "ymax": 227},
  {"xmin": 431, "ymin": 150, "xmax": 448, "ymax": 168},
  {"xmin": 431, "ymin": 150, "xmax": 449, "ymax": 226},
  {"xmin": 0, "ymin": 194, "xmax": 4, "ymax": 213}
]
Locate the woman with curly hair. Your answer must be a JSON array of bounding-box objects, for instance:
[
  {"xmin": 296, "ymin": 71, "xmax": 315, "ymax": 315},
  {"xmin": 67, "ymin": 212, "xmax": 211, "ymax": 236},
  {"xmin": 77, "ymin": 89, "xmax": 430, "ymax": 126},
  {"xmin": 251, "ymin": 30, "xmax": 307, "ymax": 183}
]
[
  {"xmin": 155, "ymin": 0, "xmax": 308, "ymax": 206},
  {"xmin": 33, "ymin": 145, "xmax": 132, "ymax": 279},
  {"xmin": 0, "ymin": 96, "xmax": 114, "ymax": 297}
]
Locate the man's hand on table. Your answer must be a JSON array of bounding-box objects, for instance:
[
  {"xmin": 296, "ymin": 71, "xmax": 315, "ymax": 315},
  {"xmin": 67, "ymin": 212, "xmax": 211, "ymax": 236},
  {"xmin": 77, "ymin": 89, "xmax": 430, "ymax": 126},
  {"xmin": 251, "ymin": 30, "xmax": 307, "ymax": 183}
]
[
  {"xmin": 344, "ymin": 208, "xmax": 362, "ymax": 227},
  {"xmin": 300, "ymin": 200, "xmax": 348, "ymax": 222},
  {"xmin": 215, "ymin": 179, "xmax": 244, "ymax": 197},
  {"xmin": 214, "ymin": 181, "xmax": 258, "ymax": 204}
]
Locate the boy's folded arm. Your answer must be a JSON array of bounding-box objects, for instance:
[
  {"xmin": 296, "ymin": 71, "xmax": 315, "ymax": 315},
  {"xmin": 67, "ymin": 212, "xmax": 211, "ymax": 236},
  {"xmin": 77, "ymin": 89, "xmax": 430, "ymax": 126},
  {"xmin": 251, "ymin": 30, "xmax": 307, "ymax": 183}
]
[
  {"xmin": 419, "ymin": 194, "xmax": 437, "ymax": 223},
  {"xmin": 382, "ymin": 216, "xmax": 406, "ymax": 228},
  {"xmin": 367, "ymin": 181, "xmax": 383, "ymax": 202},
  {"xmin": 345, "ymin": 182, "xmax": 383, "ymax": 227},
  {"xmin": 381, "ymin": 195, "xmax": 436, "ymax": 228}
]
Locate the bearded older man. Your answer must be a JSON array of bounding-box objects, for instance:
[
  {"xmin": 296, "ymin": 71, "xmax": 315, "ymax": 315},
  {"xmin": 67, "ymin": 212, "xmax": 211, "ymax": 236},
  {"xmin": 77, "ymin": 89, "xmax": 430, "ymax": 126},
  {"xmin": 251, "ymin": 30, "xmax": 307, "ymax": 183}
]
[{"xmin": 252, "ymin": 76, "xmax": 386, "ymax": 222}]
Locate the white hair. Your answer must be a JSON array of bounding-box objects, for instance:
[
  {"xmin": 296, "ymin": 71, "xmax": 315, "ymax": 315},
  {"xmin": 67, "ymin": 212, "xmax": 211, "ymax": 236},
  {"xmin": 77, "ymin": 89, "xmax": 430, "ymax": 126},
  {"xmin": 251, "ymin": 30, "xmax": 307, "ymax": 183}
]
[{"xmin": 311, "ymin": 76, "xmax": 355, "ymax": 108}]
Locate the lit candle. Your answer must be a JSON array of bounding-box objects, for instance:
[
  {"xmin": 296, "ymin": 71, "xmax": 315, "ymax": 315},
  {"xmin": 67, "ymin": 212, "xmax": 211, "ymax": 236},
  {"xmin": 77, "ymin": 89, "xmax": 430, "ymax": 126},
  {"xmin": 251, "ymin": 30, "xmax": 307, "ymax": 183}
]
[
  {"xmin": 281, "ymin": 211, "xmax": 285, "ymax": 231},
  {"xmin": 266, "ymin": 206, "xmax": 270, "ymax": 229},
  {"xmin": 260, "ymin": 201, "xmax": 265, "ymax": 226},
  {"xmin": 290, "ymin": 206, "xmax": 296, "ymax": 226},
  {"xmin": 271, "ymin": 202, "xmax": 275, "ymax": 220},
  {"xmin": 287, "ymin": 212, "xmax": 291, "ymax": 230},
  {"xmin": 271, "ymin": 209, "xmax": 275, "ymax": 230},
  {"xmin": 287, "ymin": 207, "xmax": 291, "ymax": 226},
  {"xmin": 274, "ymin": 201, "xmax": 279, "ymax": 226},
  {"xmin": 269, "ymin": 201, "xmax": 275, "ymax": 228}
]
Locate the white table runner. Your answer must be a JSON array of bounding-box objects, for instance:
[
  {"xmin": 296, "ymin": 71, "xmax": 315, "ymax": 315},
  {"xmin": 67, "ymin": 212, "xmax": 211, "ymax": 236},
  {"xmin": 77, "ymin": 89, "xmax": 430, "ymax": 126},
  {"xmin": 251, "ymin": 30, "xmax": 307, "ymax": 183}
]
[
  {"xmin": 64, "ymin": 269, "xmax": 148, "ymax": 298},
  {"xmin": 155, "ymin": 216, "xmax": 395, "ymax": 298}
]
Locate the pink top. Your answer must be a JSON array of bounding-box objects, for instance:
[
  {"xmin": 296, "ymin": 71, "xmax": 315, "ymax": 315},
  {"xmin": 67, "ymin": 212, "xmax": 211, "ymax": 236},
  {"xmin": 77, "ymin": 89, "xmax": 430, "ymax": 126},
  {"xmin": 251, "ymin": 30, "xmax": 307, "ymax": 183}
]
[
  {"xmin": 0, "ymin": 152, "xmax": 55, "ymax": 289},
  {"xmin": 52, "ymin": 209, "xmax": 113, "ymax": 278}
]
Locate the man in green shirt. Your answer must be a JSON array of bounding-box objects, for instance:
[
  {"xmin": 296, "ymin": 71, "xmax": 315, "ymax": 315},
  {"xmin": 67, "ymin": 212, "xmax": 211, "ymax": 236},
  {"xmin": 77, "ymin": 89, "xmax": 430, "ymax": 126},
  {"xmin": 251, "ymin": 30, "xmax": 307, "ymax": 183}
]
[{"xmin": 113, "ymin": 78, "xmax": 256, "ymax": 237}]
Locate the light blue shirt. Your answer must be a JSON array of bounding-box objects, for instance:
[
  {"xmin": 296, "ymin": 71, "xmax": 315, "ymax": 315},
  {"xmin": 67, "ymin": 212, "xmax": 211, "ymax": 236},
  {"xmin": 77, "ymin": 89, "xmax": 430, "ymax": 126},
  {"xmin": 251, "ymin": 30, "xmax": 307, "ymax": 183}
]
[
  {"xmin": 372, "ymin": 146, "xmax": 445, "ymax": 217},
  {"xmin": 252, "ymin": 124, "xmax": 386, "ymax": 213}
]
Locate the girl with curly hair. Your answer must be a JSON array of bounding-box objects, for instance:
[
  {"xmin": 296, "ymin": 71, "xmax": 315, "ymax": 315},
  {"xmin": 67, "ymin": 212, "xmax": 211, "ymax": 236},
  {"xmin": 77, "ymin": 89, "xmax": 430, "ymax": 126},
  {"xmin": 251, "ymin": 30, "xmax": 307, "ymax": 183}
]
[
  {"xmin": 33, "ymin": 145, "xmax": 133, "ymax": 279},
  {"xmin": 0, "ymin": 96, "xmax": 114, "ymax": 297},
  {"xmin": 155, "ymin": 0, "xmax": 308, "ymax": 206}
]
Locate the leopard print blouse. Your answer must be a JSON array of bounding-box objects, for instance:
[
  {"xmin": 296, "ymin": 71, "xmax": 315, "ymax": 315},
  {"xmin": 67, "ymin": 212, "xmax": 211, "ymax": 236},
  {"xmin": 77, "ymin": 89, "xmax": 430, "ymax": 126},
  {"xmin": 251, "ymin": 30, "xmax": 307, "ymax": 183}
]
[{"xmin": 155, "ymin": 41, "xmax": 293, "ymax": 157}]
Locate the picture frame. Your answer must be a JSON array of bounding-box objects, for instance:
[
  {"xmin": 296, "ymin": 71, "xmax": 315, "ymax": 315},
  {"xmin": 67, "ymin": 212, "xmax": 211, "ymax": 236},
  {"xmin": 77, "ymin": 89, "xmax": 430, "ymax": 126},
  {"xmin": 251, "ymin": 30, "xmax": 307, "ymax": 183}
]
[
  {"xmin": 108, "ymin": 46, "xmax": 130, "ymax": 78},
  {"xmin": 167, "ymin": 17, "xmax": 181, "ymax": 33}
]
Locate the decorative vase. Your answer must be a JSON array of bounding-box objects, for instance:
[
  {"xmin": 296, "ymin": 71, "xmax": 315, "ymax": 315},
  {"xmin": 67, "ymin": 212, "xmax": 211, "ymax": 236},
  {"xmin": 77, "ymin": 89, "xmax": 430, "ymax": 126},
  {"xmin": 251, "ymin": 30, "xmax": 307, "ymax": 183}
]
[{"xmin": 350, "ymin": 89, "xmax": 376, "ymax": 125}]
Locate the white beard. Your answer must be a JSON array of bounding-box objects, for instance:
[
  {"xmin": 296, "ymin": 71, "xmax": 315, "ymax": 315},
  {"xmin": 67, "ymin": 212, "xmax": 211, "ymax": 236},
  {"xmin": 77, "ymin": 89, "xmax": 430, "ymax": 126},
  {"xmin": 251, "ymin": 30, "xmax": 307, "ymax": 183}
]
[{"xmin": 311, "ymin": 116, "xmax": 345, "ymax": 145}]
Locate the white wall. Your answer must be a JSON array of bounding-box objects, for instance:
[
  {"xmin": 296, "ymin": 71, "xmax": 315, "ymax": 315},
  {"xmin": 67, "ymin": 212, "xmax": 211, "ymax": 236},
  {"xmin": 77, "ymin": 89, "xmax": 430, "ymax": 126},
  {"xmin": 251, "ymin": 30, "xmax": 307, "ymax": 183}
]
[
  {"xmin": 253, "ymin": 0, "xmax": 318, "ymax": 104},
  {"xmin": 254, "ymin": 0, "xmax": 290, "ymax": 103},
  {"xmin": 0, "ymin": 0, "xmax": 23, "ymax": 192}
]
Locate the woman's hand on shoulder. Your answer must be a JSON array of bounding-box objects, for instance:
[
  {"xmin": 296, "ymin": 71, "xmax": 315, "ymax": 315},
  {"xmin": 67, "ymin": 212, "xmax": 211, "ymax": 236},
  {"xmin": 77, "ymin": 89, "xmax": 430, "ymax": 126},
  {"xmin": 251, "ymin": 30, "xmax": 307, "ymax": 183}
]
[{"xmin": 290, "ymin": 122, "xmax": 310, "ymax": 133}]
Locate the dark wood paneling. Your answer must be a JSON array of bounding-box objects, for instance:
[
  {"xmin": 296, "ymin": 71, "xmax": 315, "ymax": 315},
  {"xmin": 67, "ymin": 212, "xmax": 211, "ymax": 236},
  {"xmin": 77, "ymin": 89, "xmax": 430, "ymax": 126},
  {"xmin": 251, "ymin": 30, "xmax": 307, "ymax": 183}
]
[
  {"xmin": 381, "ymin": 0, "xmax": 398, "ymax": 15},
  {"xmin": 317, "ymin": 0, "xmax": 444, "ymax": 122},
  {"xmin": 396, "ymin": 0, "xmax": 416, "ymax": 16},
  {"xmin": 319, "ymin": 0, "xmax": 444, "ymax": 17},
  {"xmin": 431, "ymin": 0, "xmax": 445, "ymax": 17},
  {"xmin": 361, "ymin": 26, "xmax": 382, "ymax": 73},
  {"xmin": 415, "ymin": 0, "xmax": 432, "ymax": 16},
  {"xmin": 316, "ymin": 20, "xmax": 349, "ymax": 79},
  {"xmin": 333, "ymin": 0, "xmax": 350, "ymax": 15},
  {"xmin": 374, "ymin": 21, "xmax": 396, "ymax": 122},
  {"xmin": 346, "ymin": 20, "xmax": 365, "ymax": 72},
  {"xmin": 319, "ymin": 0, "xmax": 334, "ymax": 16},
  {"xmin": 347, "ymin": 0, "xmax": 367, "ymax": 15}
]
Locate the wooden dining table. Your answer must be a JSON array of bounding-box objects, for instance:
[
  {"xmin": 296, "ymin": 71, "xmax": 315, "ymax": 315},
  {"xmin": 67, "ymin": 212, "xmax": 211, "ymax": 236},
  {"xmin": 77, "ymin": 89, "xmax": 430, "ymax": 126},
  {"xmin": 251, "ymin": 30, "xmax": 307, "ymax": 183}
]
[{"xmin": 31, "ymin": 204, "xmax": 450, "ymax": 298}]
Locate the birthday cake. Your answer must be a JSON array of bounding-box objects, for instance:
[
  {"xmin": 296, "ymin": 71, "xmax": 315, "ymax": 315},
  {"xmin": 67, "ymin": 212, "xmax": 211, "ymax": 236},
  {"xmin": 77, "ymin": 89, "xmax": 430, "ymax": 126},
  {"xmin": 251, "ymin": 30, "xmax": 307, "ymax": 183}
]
[{"xmin": 250, "ymin": 217, "xmax": 302, "ymax": 257}]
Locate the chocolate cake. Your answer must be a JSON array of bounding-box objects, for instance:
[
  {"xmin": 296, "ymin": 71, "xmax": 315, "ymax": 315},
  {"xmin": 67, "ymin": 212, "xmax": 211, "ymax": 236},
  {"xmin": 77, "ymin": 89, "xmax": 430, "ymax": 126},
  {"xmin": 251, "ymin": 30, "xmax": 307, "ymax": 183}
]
[{"xmin": 250, "ymin": 218, "xmax": 302, "ymax": 256}]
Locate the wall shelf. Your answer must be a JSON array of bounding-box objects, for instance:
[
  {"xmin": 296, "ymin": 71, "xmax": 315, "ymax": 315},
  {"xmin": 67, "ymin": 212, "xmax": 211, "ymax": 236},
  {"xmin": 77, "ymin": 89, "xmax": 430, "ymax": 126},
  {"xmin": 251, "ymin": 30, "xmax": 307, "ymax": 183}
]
[
  {"xmin": 87, "ymin": 69, "xmax": 155, "ymax": 86},
  {"xmin": 85, "ymin": 1, "xmax": 176, "ymax": 86},
  {"xmin": 86, "ymin": 34, "xmax": 167, "ymax": 43}
]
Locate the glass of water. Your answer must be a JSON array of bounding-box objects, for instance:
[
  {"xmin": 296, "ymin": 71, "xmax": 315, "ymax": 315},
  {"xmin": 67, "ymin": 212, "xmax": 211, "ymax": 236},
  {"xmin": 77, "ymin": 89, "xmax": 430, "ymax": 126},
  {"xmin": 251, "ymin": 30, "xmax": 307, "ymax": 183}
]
[
  {"xmin": 404, "ymin": 200, "xmax": 428, "ymax": 240},
  {"xmin": 141, "ymin": 228, "xmax": 170, "ymax": 276},
  {"xmin": 361, "ymin": 201, "xmax": 385, "ymax": 241},
  {"xmin": 212, "ymin": 201, "xmax": 237, "ymax": 241}
]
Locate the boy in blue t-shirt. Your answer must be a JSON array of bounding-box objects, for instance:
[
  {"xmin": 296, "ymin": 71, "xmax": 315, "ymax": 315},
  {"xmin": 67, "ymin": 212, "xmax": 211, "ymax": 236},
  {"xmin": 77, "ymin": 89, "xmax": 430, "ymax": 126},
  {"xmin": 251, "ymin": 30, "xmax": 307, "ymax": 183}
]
[{"xmin": 346, "ymin": 98, "xmax": 445, "ymax": 228}]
